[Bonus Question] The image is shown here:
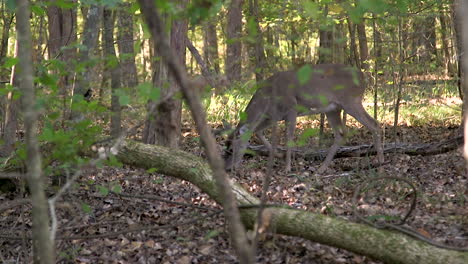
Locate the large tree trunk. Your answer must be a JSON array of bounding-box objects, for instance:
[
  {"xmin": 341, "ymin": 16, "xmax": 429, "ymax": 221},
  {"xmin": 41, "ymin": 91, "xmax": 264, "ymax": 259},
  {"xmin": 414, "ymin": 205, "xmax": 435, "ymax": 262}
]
[
  {"xmin": 203, "ymin": 18, "xmax": 220, "ymax": 74},
  {"xmin": 356, "ymin": 20, "xmax": 369, "ymax": 71},
  {"xmin": 226, "ymin": 0, "xmax": 243, "ymax": 83},
  {"xmin": 71, "ymin": 5, "xmax": 102, "ymax": 121},
  {"xmin": 317, "ymin": 5, "xmax": 333, "ymax": 146},
  {"xmin": 153, "ymin": 2, "xmax": 188, "ymax": 148},
  {"xmin": 117, "ymin": 3, "xmax": 138, "ymax": 89},
  {"xmin": 47, "ymin": 0, "xmax": 77, "ymax": 121},
  {"xmin": 439, "ymin": 4, "xmax": 454, "ymax": 76},
  {"xmin": 247, "ymin": 0, "xmax": 267, "ymax": 82},
  {"xmin": 347, "ymin": 18, "xmax": 360, "ymax": 68},
  {"xmin": 103, "ymin": 9, "xmax": 122, "ymax": 137},
  {"xmin": 16, "ymin": 0, "xmax": 55, "ymax": 262},
  {"xmin": 111, "ymin": 140, "xmax": 468, "ymax": 264},
  {"xmin": 453, "ymin": 2, "xmax": 463, "ymax": 101},
  {"xmin": 0, "ymin": 41, "xmax": 18, "ymax": 158}
]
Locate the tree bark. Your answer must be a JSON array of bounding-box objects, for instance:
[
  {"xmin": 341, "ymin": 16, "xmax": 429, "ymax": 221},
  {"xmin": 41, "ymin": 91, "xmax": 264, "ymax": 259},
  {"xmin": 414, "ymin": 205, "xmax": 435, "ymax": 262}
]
[
  {"xmin": 117, "ymin": 3, "xmax": 138, "ymax": 88},
  {"xmin": 317, "ymin": 5, "xmax": 333, "ymax": 147},
  {"xmin": 439, "ymin": 5, "xmax": 454, "ymax": 76},
  {"xmin": 0, "ymin": 9, "xmax": 13, "ymax": 80},
  {"xmin": 453, "ymin": 1, "xmax": 463, "ymax": 101},
  {"xmin": 152, "ymin": 2, "xmax": 188, "ymax": 148},
  {"xmin": 113, "ymin": 140, "xmax": 468, "ymax": 264},
  {"xmin": 103, "ymin": 9, "xmax": 122, "ymax": 137},
  {"xmin": 0, "ymin": 41, "xmax": 18, "ymax": 158},
  {"xmin": 347, "ymin": 18, "xmax": 360, "ymax": 68},
  {"xmin": 71, "ymin": 5, "xmax": 102, "ymax": 121},
  {"xmin": 356, "ymin": 21, "xmax": 369, "ymax": 71},
  {"xmin": 16, "ymin": 0, "xmax": 55, "ymax": 262},
  {"xmin": 460, "ymin": 0, "xmax": 468, "ymax": 161},
  {"xmin": 247, "ymin": 0, "xmax": 267, "ymax": 82},
  {"xmin": 226, "ymin": 0, "xmax": 243, "ymax": 83},
  {"xmin": 203, "ymin": 18, "xmax": 220, "ymax": 74}
]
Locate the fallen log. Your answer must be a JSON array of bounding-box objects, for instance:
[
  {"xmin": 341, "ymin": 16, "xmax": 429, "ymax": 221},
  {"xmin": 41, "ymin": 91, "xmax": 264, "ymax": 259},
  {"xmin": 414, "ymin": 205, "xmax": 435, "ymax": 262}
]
[{"xmin": 115, "ymin": 140, "xmax": 467, "ymax": 264}]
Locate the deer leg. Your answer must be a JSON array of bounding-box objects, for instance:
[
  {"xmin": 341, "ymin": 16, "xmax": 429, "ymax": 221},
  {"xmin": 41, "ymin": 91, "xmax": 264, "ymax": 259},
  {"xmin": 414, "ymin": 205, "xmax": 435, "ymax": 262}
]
[
  {"xmin": 225, "ymin": 120, "xmax": 264, "ymax": 170},
  {"xmin": 316, "ymin": 109, "xmax": 344, "ymax": 174},
  {"xmin": 344, "ymin": 104, "xmax": 384, "ymax": 166},
  {"xmin": 256, "ymin": 119, "xmax": 274, "ymax": 151},
  {"xmin": 285, "ymin": 111, "xmax": 297, "ymax": 172}
]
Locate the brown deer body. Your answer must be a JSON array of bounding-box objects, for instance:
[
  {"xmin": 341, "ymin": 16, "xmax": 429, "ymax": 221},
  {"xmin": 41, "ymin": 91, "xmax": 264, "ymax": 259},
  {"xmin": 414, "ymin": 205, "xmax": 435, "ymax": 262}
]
[{"xmin": 224, "ymin": 64, "xmax": 384, "ymax": 173}]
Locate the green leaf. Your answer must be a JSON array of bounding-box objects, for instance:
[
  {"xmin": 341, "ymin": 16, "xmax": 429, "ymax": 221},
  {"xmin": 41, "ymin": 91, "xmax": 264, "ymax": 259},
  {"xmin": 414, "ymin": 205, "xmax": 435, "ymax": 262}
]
[
  {"xmin": 301, "ymin": 0, "xmax": 319, "ymax": 18},
  {"xmin": 101, "ymin": 0, "xmax": 122, "ymax": 8},
  {"xmin": 54, "ymin": 0, "xmax": 75, "ymax": 9},
  {"xmin": 297, "ymin": 65, "xmax": 312, "ymax": 85},
  {"xmin": 3, "ymin": 57, "xmax": 18, "ymax": 68},
  {"xmin": 297, "ymin": 128, "xmax": 319, "ymax": 147},
  {"xmin": 31, "ymin": 5, "xmax": 46, "ymax": 15},
  {"xmin": 6, "ymin": 0, "xmax": 16, "ymax": 11},
  {"xmin": 116, "ymin": 89, "xmax": 130, "ymax": 106},
  {"xmin": 96, "ymin": 185, "xmax": 109, "ymax": 196},
  {"xmin": 240, "ymin": 130, "xmax": 253, "ymax": 142},
  {"xmin": 358, "ymin": 0, "xmax": 388, "ymax": 14},
  {"xmin": 137, "ymin": 82, "xmax": 160, "ymax": 101},
  {"xmin": 153, "ymin": 177, "xmax": 164, "ymax": 184},
  {"xmin": 81, "ymin": 203, "xmax": 93, "ymax": 214},
  {"xmin": 204, "ymin": 229, "xmax": 220, "ymax": 240},
  {"xmin": 111, "ymin": 183, "xmax": 122, "ymax": 194},
  {"xmin": 239, "ymin": 111, "xmax": 247, "ymax": 122},
  {"xmin": 146, "ymin": 167, "xmax": 158, "ymax": 173}
]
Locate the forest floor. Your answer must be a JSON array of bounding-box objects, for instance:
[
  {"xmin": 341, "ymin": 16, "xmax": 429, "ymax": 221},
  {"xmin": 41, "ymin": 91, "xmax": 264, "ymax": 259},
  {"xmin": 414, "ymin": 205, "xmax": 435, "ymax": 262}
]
[{"xmin": 0, "ymin": 122, "xmax": 467, "ymax": 263}]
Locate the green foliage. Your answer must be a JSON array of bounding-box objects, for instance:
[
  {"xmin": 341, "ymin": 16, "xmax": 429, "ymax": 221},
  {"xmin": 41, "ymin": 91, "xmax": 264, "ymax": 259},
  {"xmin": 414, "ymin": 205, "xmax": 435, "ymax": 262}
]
[
  {"xmin": 186, "ymin": 0, "xmax": 223, "ymax": 24},
  {"xmin": 300, "ymin": 0, "xmax": 319, "ymax": 19},
  {"xmin": 297, "ymin": 64, "xmax": 312, "ymax": 85},
  {"xmin": 81, "ymin": 203, "xmax": 93, "ymax": 214},
  {"xmin": 96, "ymin": 185, "xmax": 110, "ymax": 196},
  {"xmin": 2, "ymin": 57, "xmax": 18, "ymax": 68},
  {"xmin": 204, "ymin": 229, "xmax": 221, "ymax": 240},
  {"xmin": 115, "ymin": 88, "xmax": 130, "ymax": 106},
  {"xmin": 5, "ymin": 0, "xmax": 16, "ymax": 11},
  {"xmin": 296, "ymin": 128, "xmax": 319, "ymax": 147},
  {"xmin": 147, "ymin": 167, "xmax": 158, "ymax": 173},
  {"xmin": 137, "ymin": 82, "xmax": 161, "ymax": 102}
]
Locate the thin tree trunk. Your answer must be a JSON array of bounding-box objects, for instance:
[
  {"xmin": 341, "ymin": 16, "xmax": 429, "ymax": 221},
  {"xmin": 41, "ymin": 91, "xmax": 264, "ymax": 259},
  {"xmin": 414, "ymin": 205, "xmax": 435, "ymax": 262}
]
[
  {"xmin": 372, "ymin": 14, "xmax": 380, "ymax": 120},
  {"xmin": 226, "ymin": 0, "xmax": 243, "ymax": 83},
  {"xmin": 103, "ymin": 9, "xmax": 122, "ymax": 137},
  {"xmin": 393, "ymin": 17, "xmax": 405, "ymax": 142},
  {"xmin": 17, "ymin": 0, "xmax": 55, "ymax": 262}
]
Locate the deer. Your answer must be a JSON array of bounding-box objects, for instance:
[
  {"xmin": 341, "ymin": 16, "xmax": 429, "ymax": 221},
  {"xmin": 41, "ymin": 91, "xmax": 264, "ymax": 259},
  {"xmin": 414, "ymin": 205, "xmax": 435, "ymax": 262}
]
[{"xmin": 224, "ymin": 64, "xmax": 384, "ymax": 173}]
